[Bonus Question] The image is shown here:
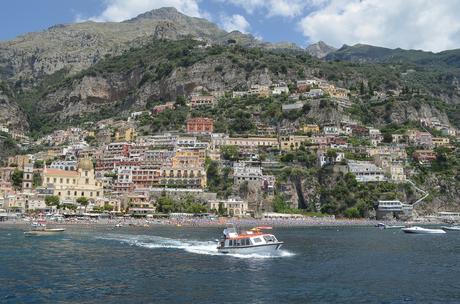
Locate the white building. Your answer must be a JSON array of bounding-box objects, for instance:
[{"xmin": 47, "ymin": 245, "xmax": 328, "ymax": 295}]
[{"xmin": 347, "ymin": 160, "xmax": 386, "ymax": 182}]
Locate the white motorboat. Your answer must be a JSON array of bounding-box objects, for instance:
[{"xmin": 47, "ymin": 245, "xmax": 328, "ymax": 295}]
[
  {"xmin": 402, "ymin": 226, "xmax": 446, "ymax": 234},
  {"xmin": 217, "ymin": 225, "xmax": 284, "ymax": 254},
  {"xmin": 441, "ymin": 226, "xmax": 460, "ymax": 231},
  {"xmin": 24, "ymin": 221, "xmax": 66, "ymax": 236},
  {"xmin": 376, "ymin": 223, "xmax": 405, "ymax": 229}
]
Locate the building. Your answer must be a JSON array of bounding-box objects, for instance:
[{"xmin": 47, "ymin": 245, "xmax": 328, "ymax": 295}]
[
  {"xmin": 211, "ymin": 134, "xmax": 279, "ymax": 151},
  {"xmin": 280, "ymin": 136, "xmax": 311, "ymax": 151},
  {"xmin": 248, "ymin": 85, "xmax": 271, "ymax": 97},
  {"xmin": 413, "ymin": 150, "xmax": 437, "ymax": 163},
  {"xmin": 7, "ymin": 155, "xmax": 32, "ymax": 169},
  {"xmin": 347, "ymin": 160, "xmax": 386, "ymax": 182},
  {"xmin": 389, "ymin": 163, "xmax": 406, "ymax": 182},
  {"xmin": 209, "ymin": 197, "xmax": 248, "ymax": 217},
  {"xmin": 323, "ymin": 126, "xmax": 339, "ymax": 135},
  {"xmin": 152, "ymin": 102, "xmax": 175, "ymax": 114},
  {"xmin": 375, "ymin": 200, "xmax": 413, "ymax": 220},
  {"xmin": 115, "ymin": 127, "xmax": 136, "ymax": 142},
  {"xmin": 300, "ymin": 124, "xmax": 320, "ymax": 134},
  {"xmin": 368, "ymin": 128, "xmax": 383, "ymax": 146},
  {"xmin": 233, "ymin": 162, "xmax": 263, "ymax": 185},
  {"xmin": 186, "ymin": 117, "xmax": 214, "ymax": 134},
  {"xmin": 50, "ymin": 160, "xmax": 78, "ymax": 171},
  {"xmin": 432, "ymin": 137, "xmax": 450, "ymax": 147},
  {"xmin": 22, "ymin": 164, "xmax": 34, "ymax": 192},
  {"xmin": 187, "ymin": 95, "xmax": 216, "ymax": 107},
  {"xmin": 317, "ymin": 150, "xmax": 345, "ymax": 167},
  {"xmin": 303, "ymin": 89, "xmax": 324, "ymax": 98},
  {"xmin": 42, "ymin": 159, "xmax": 104, "ymax": 201},
  {"xmin": 272, "ymin": 85, "xmax": 289, "ymax": 95}
]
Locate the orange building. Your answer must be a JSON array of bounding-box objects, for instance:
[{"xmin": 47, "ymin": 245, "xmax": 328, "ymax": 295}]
[{"xmin": 186, "ymin": 117, "xmax": 214, "ymax": 134}]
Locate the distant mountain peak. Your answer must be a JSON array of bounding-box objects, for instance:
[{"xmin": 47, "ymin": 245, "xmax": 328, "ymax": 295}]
[{"xmin": 306, "ymin": 41, "xmax": 337, "ymax": 58}]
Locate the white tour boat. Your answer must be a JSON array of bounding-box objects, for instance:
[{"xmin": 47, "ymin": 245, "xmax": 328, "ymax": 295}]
[
  {"xmin": 441, "ymin": 226, "xmax": 460, "ymax": 231},
  {"xmin": 401, "ymin": 226, "xmax": 446, "ymax": 234},
  {"xmin": 24, "ymin": 221, "xmax": 66, "ymax": 236},
  {"xmin": 217, "ymin": 226, "xmax": 284, "ymax": 254}
]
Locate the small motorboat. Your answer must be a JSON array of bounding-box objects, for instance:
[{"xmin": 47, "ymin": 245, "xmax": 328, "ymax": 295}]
[
  {"xmin": 24, "ymin": 221, "xmax": 66, "ymax": 236},
  {"xmin": 441, "ymin": 226, "xmax": 460, "ymax": 231},
  {"xmin": 376, "ymin": 223, "xmax": 405, "ymax": 229},
  {"xmin": 402, "ymin": 226, "xmax": 446, "ymax": 234},
  {"xmin": 217, "ymin": 225, "xmax": 284, "ymax": 254}
]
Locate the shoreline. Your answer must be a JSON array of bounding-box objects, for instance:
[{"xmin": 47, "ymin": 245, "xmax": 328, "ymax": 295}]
[{"xmin": 0, "ymin": 217, "xmax": 411, "ymax": 229}]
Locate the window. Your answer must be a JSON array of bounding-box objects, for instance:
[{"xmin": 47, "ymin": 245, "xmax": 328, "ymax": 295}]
[
  {"xmin": 253, "ymin": 237, "xmax": 262, "ymax": 243},
  {"xmin": 66, "ymin": 178, "xmax": 69, "ymax": 184}
]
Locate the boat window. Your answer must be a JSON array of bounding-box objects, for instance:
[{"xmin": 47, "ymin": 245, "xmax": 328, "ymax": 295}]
[
  {"xmin": 253, "ymin": 237, "xmax": 262, "ymax": 243},
  {"xmin": 229, "ymin": 240, "xmax": 233, "ymax": 246},
  {"xmin": 245, "ymin": 239, "xmax": 250, "ymax": 246}
]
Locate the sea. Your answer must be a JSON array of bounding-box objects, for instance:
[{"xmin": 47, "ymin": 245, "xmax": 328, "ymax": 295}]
[{"xmin": 1, "ymin": 225, "xmax": 460, "ymax": 304}]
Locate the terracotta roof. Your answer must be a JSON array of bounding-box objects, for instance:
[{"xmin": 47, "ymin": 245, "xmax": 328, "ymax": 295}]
[{"xmin": 44, "ymin": 169, "xmax": 79, "ymax": 177}]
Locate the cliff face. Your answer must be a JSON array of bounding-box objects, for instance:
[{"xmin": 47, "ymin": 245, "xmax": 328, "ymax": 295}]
[{"xmin": 0, "ymin": 86, "xmax": 28, "ymax": 132}]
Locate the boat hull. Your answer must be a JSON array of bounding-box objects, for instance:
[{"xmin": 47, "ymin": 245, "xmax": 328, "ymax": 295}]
[
  {"xmin": 217, "ymin": 242, "xmax": 283, "ymax": 254},
  {"xmin": 402, "ymin": 227, "xmax": 446, "ymax": 234},
  {"xmin": 24, "ymin": 228, "xmax": 66, "ymax": 236}
]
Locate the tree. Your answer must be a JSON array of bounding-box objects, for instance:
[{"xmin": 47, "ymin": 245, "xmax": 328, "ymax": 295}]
[
  {"xmin": 76, "ymin": 197, "xmax": 89, "ymax": 212},
  {"xmin": 103, "ymin": 204, "xmax": 114, "ymax": 212},
  {"xmin": 11, "ymin": 169, "xmax": 23, "ymax": 190},
  {"xmin": 272, "ymin": 195, "xmax": 289, "ymax": 213},
  {"xmin": 344, "ymin": 207, "xmax": 360, "ymax": 218},
  {"xmin": 155, "ymin": 196, "xmax": 177, "ymax": 213},
  {"xmin": 221, "ymin": 145, "xmax": 239, "ymax": 161},
  {"xmin": 45, "ymin": 195, "xmax": 60, "ymax": 208},
  {"xmin": 218, "ymin": 202, "xmax": 227, "ymax": 216}
]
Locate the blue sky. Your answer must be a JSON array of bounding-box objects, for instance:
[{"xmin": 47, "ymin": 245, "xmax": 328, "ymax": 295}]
[{"xmin": 1, "ymin": 0, "xmax": 460, "ymax": 52}]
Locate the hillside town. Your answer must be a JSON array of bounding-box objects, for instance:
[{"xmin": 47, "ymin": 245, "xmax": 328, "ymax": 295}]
[{"xmin": 1, "ymin": 78, "xmax": 459, "ymax": 223}]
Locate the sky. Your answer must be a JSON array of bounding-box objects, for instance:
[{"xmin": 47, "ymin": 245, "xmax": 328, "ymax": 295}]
[{"xmin": 1, "ymin": 0, "xmax": 460, "ymax": 52}]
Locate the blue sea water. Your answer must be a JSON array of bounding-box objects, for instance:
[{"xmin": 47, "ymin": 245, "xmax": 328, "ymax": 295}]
[{"xmin": 1, "ymin": 225, "xmax": 460, "ymax": 303}]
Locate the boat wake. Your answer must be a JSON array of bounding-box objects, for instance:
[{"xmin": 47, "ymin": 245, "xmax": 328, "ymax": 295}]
[{"xmin": 98, "ymin": 234, "xmax": 295, "ymax": 259}]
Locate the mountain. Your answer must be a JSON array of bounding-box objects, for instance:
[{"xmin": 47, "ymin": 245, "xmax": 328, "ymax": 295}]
[
  {"xmin": 0, "ymin": 7, "xmax": 303, "ymax": 86},
  {"xmin": 326, "ymin": 43, "xmax": 460, "ymax": 68},
  {"xmin": 1, "ymin": 8, "xmax": 460, "ymax": 135},
  {"xmin": 306, "ymin": 41, "xmax": 337, "ymax": 58}
]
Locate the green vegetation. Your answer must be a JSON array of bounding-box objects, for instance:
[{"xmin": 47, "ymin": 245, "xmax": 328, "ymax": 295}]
[
  {"xmin": 45, "ymin": 195, "xmax": 60, "ymax": 208},
  {"xmin": 11, "ymin": 169, "xmax": 23, "ymax": 190},
  {"xmin": 155, "ymin": 195, "xmax": 208, "ymax": 213}
]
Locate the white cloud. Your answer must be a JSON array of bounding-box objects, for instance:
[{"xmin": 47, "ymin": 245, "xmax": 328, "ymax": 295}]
[
  {"xmin": 220, "ymin": 14, "xmax": 250, "ymax": 33},
  {"xmin": 299, "ymin": 0, "xmax": 460, "ymax": 52},
  {"xmin": 82, "ymin": 0, "xmax": 202, "ymax": 22},
  {"xmin": 224, "ymin": 0, "xmax": 326, "ymax": 18}
]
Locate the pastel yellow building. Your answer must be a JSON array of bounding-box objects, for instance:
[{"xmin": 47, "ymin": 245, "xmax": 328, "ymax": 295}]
[
  {"xmin": 300, "ymin": 124, "xmax": 320, "ymax": 134},
  {"xmin": 432, "ymin": 137, "xmax": 450, "ymax": 147},
  {"xmin": 115, "ymin": 127, "xmax": 136, "ymax": 142},
  {"xmin": 280, "ymin": 136, "xmax": 312, "ymax": 151},
  {"xmin": 42, "ymin": 159, "xmax": 104, "ymax": 201}
]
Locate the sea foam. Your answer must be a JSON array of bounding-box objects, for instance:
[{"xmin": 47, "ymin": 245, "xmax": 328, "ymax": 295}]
[{"xmin": 98, "ymin": 233, "xmax": 295, "ymax": 259}]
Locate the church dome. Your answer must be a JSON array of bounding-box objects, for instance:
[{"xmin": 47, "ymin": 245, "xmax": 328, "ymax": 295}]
[{"xmin": 78, "ymin": 158, "xmax": 94, "ymax": 171}]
